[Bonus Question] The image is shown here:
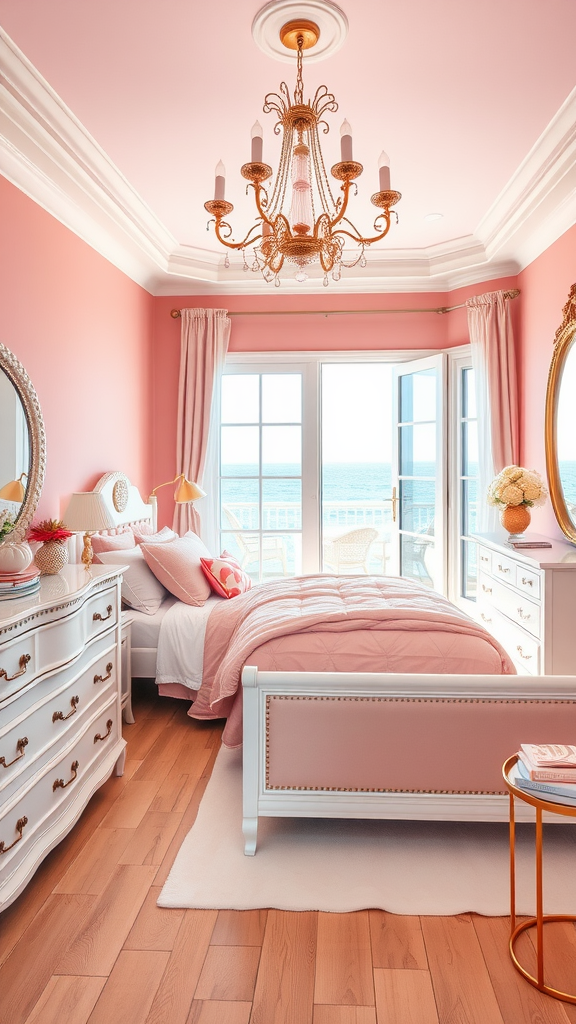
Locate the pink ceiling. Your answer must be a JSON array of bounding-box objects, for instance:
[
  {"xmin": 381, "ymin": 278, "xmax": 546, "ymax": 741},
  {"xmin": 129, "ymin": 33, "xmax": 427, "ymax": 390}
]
[{"xmin": 1, "ymin": 0, "xmax": 575, "ymax": 256}]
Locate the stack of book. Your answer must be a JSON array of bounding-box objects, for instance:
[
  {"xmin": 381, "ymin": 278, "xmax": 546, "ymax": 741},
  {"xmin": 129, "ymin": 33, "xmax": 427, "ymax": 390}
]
[
  {"xmin": 0, "ymin": 567, "xmax": 41, "ymax": 602},
  {"xmin": 514, "ymin": 743, "xmax": 576, "ymax": 807}
]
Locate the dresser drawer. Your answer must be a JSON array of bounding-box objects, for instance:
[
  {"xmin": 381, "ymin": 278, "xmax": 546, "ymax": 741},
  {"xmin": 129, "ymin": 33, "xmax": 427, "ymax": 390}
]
[
  {"xmin": 515, "ymin": 564, "xmax": 541, "ymax": 600},
  {"xmin": 85, "ymin": 590, "xmax": 118, "ymax": 640},
  {"xmin": 0, "ymin": 698, "xmax": 122, "ymax": 889},
  {"xmin": 491, "ymin": 578, "xmax": 541, "ymax": 639},
  {"xmin": 491, "ymin": 552, "xmax": 517, "ymax": 582},
  {"xmin": 478, "ymin": 548, "xmax": 492, "ymax": 574},
  {"xmin": 0, "ymin": 643, "xmax": 118, "ymax": 804},
  {"xmin": 478, "ymin": 604, "xmax": 541, "ymax": 675}
]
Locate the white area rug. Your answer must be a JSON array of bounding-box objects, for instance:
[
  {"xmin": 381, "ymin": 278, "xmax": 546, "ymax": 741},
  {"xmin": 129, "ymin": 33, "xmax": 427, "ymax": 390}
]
[{"xmin": 158, "ymin": 747, "xmax": 576, "ymax": 915}]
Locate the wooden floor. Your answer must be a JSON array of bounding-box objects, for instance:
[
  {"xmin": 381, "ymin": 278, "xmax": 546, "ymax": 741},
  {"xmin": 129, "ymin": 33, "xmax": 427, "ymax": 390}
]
[{"xmin": 2, "ymin": 682, "xmax": 576, "ymax": 1024}]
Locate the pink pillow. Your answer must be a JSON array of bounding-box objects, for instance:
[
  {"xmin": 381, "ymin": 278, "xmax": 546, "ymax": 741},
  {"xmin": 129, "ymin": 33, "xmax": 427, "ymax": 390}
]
[
  {"xmin": 141, "ymin": 533, "xmax": 212, "ymax": 606},
  {"xmin": 201, "ymin": 550, "xmax": 253, "ymax": 599},
  {"xmin": 91, "ymin": 531, "xmax": 135, "ymax": 554},
  {"xmin": 134, "ymin": 525, "xmax": 178, "ymax": 545},
  {"xmin": 131, "ymin": 521, "xmax": 154, "ymax": 542}
]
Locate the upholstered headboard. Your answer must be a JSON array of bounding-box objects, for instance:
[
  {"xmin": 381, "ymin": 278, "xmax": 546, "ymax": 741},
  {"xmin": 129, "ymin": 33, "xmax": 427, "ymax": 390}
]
[{"xmin": 91, "ymin": 471, "xmax": 156, "ymax": 532}]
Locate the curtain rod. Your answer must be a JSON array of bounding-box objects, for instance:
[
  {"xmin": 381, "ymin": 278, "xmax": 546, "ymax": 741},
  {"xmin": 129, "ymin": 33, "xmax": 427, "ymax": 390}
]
[{"xmin": 170, "ymin": 289, "xmax": 519, "ymax": 319}]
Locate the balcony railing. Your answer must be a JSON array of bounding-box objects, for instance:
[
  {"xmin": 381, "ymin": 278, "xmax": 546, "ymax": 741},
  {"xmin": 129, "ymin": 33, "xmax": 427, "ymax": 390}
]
[{"xmin": 222, "ymin": 500, "xmax": 435, "ymax": 535}]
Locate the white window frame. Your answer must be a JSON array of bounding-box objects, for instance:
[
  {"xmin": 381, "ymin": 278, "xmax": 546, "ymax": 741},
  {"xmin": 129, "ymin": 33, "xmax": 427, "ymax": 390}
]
[{"xmin": 447, "ymin": 345, "xmax": 478, "ymax": 611}]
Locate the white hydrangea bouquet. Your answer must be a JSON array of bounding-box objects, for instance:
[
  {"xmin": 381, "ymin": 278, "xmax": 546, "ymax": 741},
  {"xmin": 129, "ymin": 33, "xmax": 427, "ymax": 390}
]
[{"xmin": 487, "ymin": 466, "xmax": 548, "ymax": 509}]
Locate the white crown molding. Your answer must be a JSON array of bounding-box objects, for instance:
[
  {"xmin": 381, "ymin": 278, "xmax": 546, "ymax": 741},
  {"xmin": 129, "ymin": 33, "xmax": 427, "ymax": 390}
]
[{"xmin": 0, "ymin": 26, "xmax": 574, "ymax": 297}]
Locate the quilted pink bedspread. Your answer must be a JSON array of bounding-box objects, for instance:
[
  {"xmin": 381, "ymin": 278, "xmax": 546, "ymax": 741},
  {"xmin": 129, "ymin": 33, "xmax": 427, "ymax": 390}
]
[{"xmin": 188, "ymin": 574, "xmax": 515, "ymax": 747}]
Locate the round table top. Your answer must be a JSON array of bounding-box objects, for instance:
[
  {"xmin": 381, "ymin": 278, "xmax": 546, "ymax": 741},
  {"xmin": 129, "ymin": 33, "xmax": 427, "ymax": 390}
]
[{"xmin": 503, "ymin": 754, "xmax": 576, "ymax": 818}]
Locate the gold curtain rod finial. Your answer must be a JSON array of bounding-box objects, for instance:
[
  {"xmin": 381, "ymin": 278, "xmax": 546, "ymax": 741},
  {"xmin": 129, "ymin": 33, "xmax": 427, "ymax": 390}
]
[{"xmin": 171, "ymin": 309, "xmax": 181, "ymax": 319}]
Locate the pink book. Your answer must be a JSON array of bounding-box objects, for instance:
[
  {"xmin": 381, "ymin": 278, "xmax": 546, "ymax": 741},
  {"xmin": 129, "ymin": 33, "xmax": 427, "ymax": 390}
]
[{"xmin": 519, "ymin": 745, "xmax": 576, "ymax": 782}]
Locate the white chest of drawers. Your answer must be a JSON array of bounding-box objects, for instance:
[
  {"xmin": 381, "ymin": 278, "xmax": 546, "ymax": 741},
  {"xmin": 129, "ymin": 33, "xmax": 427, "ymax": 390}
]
[
  {"xmin": 0, "ymin": 564, "xmax": 126, "ymax": 911},
  {"xmin": 474, "ymin": 533, "xmax": 576, "ymax": 676}
]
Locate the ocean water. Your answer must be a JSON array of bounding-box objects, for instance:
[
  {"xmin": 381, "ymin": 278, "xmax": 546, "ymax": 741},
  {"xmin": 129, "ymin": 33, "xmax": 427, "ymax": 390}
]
[
  {"xmin": 560, "ymin": 462, "xmax": 576, "ymax": 505},
  {"xmin": 221, "ymin": 462, "xmax": 438, "ymax": 502}
]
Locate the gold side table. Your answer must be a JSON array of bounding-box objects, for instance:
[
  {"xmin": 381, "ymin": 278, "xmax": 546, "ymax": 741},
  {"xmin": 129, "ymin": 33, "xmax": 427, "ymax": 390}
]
[{"xmin": 503, "ymin": 754, "xmax": 576, "ymax": 1004}]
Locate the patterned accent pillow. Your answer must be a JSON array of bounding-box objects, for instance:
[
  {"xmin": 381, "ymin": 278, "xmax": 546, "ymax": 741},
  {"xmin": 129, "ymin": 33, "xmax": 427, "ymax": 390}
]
[{"xmin": 200, "ymin": 550, "xmax": 253, "ymax": 599}]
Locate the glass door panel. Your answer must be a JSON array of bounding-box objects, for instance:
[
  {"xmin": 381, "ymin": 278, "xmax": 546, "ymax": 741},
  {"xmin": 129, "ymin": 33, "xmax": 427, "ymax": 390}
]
[
  {"xmin": 321, "ymin": 363, "xmax": 394, "ymax": 574},
  {"xmin": 390, "ymin": 355, "xmax": 446, "ymax": 593}
]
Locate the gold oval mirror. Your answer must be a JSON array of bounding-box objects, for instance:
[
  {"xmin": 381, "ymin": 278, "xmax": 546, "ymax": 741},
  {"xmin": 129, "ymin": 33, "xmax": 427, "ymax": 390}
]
[
  {"xmin": 0, "ymin": 343, "xmax": 46, "ymax": 545},
  {"xmin": 545, "ymin": 284, "xmax": 576, "ymax": 543}
]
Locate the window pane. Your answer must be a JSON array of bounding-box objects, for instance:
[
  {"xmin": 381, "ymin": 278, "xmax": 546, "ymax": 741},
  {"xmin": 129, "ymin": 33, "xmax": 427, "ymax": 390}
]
[
  {"xmin": 400, "ymin": 533, "xmax": 435, "ymax": 588},
  {"xmin": 221, "ymin": 426, "xmax": 259, "ymax": 473},
  {"xmin": 219, "ymin": 531, "xmax": 260, "ymax": 576},
  {"xmin": 262, "ymin": 533, "xmax": 300, "ymax": 578},
  {"xmin": 462, "ymin": 368, "xmax": 476, "ymax": 419},
  {"xmin": 400, "ymin": 480, "xmax": 435, "ymax": 534},
  {"xmin": 262, "ymin": 478, "xmax": 301, "ymax": 530},
  {"xmin": 461, "ymin": 539, "xmax": 477, "ymax": 599},
  {"xmin": 262, "ymin": 426, "xmax": 301, "ymax": 475},
  {"xmin": 399, "ymin": 424, "xmax": 436, "ymax": 476},
  {"xmin": 462, "ymin": 421, "xmax": 478, "ymax": 476},
  {"xmin": 462, "ymin": 478, "xmax": 478, "ymax": 536},
  {"xmin": 221, "ymin": 375, "xmax": 259, "ymax": 423},
  {"xmin": 262, "ymin": 374, "xmax": 301, "ymax": 423},
  {"xmin": 399, "ymin": 369, "xmax": 436, "ymax": 423},
  {"xmin": 221, "ymin": 480, "xmax": 259, "ymax": 530}
]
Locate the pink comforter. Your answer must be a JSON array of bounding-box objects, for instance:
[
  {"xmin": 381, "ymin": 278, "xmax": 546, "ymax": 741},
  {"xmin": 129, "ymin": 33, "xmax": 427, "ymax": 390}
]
[{"xmin": 188, "ymin": 574, "xmax": 515, "ymax": 747}]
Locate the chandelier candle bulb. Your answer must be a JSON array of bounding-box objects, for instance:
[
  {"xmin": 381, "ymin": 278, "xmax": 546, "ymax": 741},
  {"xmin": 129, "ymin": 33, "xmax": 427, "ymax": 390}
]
[
  {"xmin": 251, "ymin": 122, "xmax": 264, "ymax": 163},
  {"xmin": 340, "ymin": 120, "xmax": 353, "ymax": 161},
  {"xmin": 378, "ymin": 151, "xmax": 391, "ymax": 192},
  {"xmin": 214, "ymin": 161, "xmax": 226, "ymax": 201}
]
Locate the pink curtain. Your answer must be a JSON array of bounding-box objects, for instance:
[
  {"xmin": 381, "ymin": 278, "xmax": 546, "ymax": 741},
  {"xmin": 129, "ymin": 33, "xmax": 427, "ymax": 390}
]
[
  {"xmin": 173, "ymin": 308, "xmax": 231, "ymax": 536},
  {"xmin": 466, "ymin": 290, "xmax": 519, "ymax": 472}
]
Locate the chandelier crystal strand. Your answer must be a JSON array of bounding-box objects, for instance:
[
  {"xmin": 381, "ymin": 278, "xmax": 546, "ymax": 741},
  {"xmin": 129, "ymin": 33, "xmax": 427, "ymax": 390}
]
[{"xmin": 203, "ymin": 16, "xmax": 401, "ymax": 285}]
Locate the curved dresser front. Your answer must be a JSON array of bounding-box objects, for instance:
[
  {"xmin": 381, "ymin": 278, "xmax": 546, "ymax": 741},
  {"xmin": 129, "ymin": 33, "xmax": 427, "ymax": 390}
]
[{"xmin": 0, "ymin": 563, "xmax": 126, "ymax": 911}]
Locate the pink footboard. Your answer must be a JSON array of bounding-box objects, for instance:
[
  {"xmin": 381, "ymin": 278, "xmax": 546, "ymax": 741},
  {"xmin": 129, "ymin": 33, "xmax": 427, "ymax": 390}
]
[{"xmin": 241, "ymin": 668, "xmax": 576, "ymax": 854}]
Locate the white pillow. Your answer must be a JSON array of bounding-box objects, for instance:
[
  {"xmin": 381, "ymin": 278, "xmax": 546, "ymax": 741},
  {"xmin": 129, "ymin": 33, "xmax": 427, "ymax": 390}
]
[{"xmin": 96, "ymin": 548, "xmax": 168, "ymax": 615}]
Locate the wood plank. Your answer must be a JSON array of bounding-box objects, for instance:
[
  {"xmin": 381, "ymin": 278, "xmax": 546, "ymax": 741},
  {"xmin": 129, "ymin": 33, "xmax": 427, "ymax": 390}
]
[
  {"xmin": 99, "ymin": 779, "xmax": 163, "ymax": 829},
  {"xmin": 473, "ymin": 915, "xmax": 572, "ymax": 1024},
  {"xmin": 315, "ymin": 912, "xmax": 374, "ymax": 1006},
  {"xmin": 210, "ymin": 909, "xmax": 268, "ymax": 947},
  {"xmin": 250, "ymin": 910, "xmax": 317, "ymax": 1024},
  {"xmin": 422, "ymin": 914, "xmax": 505, "ymax": 1024},
  {"xmin": 194, "ymin": 945, "xmax": 261, "ymax": 1001},
  {"xmin": 54, "ymin": 827, "xmax": 134, "ymax": 894},
  {"xmin": 85, "ymin": 950, "xmax": 170, "ymax": 1024},
  {"xmin": 369, "ymin": 911, "xmax": 428, "ymax": 970},
  {"xmin": 373, "ymin": 969, "xmax": 438, "ymax": 1024},
  {"xmin": 313, "ymin": 1007, "xmax": 377, "ymax": 1024},
  {"xmin": 23, "ymin": 976, "xmax": 106, "ymax": 1024},
  {"xmin": 126, "ymin": 705, "xmax": 178, "ymax": 762},
  {"xmin": 0, "ymin": 893, "xmax": 96, "ymax": 1024},
  {"xmin": 124, "ymin": 886, "xmax": 185, "ymax": 951},
  {"xmin": 145, "ymin": 909, "xmax": 218, "ymax": 1024},
  {"xmin": 118, "ymin": 811, "xmax": 181, "ymax": 865},
  {"xmin": 55, "ymin": 864, "xmax": 158, "ymax": 976},
  {"xmin": 526, "ymin": 920, "xmax": 576, "ymax": 1024},
  {"xmin": 186, "ymin": 1001, "xmax": 251, "ymax": 1024}
]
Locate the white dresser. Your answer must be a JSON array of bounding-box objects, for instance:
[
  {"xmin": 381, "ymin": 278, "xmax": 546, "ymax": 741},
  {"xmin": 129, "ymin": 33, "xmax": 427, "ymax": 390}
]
[
  {"xmin": 474, "ymin": 532, "xmax": 576, "ymax": 676},
  {"xmin": 0, "ymin": 564, "xmax": 126, "ymax": 911}
]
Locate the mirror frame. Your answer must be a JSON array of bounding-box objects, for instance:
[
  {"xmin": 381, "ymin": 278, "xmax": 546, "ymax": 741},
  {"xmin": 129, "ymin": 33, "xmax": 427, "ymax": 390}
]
[
  {"xmin": 545, "ymin": 283, "xmax": 576, "ymax": 544},
  {"xmin": 0, "ymin": 343, "xmax": 46, "ymax": 544}
]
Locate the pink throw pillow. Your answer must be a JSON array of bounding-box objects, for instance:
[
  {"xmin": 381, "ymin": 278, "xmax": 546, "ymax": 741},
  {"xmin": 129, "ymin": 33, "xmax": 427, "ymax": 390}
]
[
  {"xmin": 141, "ymin": 533, "xmax": 212, "ymax": 606},
  {"xmin": 131, "ymin": 521, "xmax": 154, "ymax": 542},
  {"xmin": 91, "ymin": 531, "xmax": 135, "ymax": 554},
  {"xmin": 201, "ymin": 550, "xmax": 253, "ymax": 599}
]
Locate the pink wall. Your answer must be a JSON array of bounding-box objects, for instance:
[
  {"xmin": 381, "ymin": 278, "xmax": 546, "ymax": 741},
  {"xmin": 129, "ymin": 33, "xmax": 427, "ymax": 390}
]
[
  {"xmin": 0, "ymin": 176, "xmax": 154, "ymax": 521},
  {"xmin": 151, "ymin": 277, "xmax": 518, "ymax": 528},
  {"xmin": 517, "ymin": 223, "xmax": 576, "ymax": 539}
]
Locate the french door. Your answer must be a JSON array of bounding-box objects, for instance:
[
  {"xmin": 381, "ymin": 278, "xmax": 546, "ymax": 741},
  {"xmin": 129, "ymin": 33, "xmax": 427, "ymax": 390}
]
[{"xmin": 387, "ymin": 354, "xmax": 447, "ymax": 593}]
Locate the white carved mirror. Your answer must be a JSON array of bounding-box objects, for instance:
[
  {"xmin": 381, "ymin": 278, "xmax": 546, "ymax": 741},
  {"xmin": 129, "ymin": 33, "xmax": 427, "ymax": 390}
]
[{"xmin": 0, "ymin": 343, "xmax": 46, "ymax": 567}]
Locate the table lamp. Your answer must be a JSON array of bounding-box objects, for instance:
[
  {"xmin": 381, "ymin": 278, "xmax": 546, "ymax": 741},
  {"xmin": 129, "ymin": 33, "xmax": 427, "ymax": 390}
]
[
  {"xmin": 0, "ymin": 472, "xmax": 27, "ymax": 502},
  {"xmin": 63, "ymin": 492, "xmax": 116, "ymax": 568}
]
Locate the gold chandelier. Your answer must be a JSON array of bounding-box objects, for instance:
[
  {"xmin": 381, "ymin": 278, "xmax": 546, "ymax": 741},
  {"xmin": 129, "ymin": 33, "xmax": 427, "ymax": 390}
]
[{"xmin": 204, "ymin": 19, "xmax": 401, "ymax": 286}]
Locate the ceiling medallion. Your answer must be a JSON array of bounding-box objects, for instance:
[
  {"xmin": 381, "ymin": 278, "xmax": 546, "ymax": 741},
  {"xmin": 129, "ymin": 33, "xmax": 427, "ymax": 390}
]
[{"xmin": 204, "ymin": 6, "xmax": 401, "ymax": 287}]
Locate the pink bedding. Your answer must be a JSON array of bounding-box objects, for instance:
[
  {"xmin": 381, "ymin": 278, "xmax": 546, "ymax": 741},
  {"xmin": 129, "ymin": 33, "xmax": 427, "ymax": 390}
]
[{"xmin": 187, "ymin": 574, "xmax": 515, "ymax": 747}]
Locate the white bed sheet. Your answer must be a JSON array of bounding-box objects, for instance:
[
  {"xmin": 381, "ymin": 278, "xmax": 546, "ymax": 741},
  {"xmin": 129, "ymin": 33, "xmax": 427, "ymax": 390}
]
[
  {"xmin": 155, "ymin": 594, "xmax": 222, "ymax": 691},
  {"xmin": 128, "ymin": 594, "xmax": 179, "ymax": 649}
]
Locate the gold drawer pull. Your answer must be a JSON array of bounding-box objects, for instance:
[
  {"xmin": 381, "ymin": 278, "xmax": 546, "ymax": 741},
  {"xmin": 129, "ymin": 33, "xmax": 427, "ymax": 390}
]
[
  {"xmin": 480, "ymin": 613, "xmax": 492, "ymax": 624},
  {"xmin": 480, "ymin": 555, "xmax": 490, "ymax": 563},
  {"xmin": 517, "ymin": 607, "xmax": 531, "ymax": 621},
  {"xmin": 0, "ymin": 737, "xmax": 28, "ymax": 769},
  {"xmin": 53, "ymin": 760, "xmax": 79, "ymax": 791},
  {"xmin": 52, "ymin": 696, "xmax": 79, "ymax": 723},
  {"xmin": 497, "ymin": 564, "xmax": 510, "ymax": 573},
  {"xmin": 94, "ymin": 663, "xmax": 113, "ymax": 685},
  {"xmin": 93, "ymin": 605, "xmax": 113, "ymax": 623},
  {"xmin": 0, "ymin": 816, "xmax": 28, "ymax": 855},
  {"xmin": 481, "ymin": 584, "xmax": 492, "ymax": 594},
  {"xmin": 521, "ymin": 577, "xmax": 534, "ymax": 587},
  {"xmin": 94, "ymin": 719, "xmax": 113, "ymax": 743},
  {"xmin": 517, "ymin": 646, "xmax": 532, "ymax": 660},
  {"xmin": 0, "ymin": 654, "xmax": 31, "ymax": 683}
]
